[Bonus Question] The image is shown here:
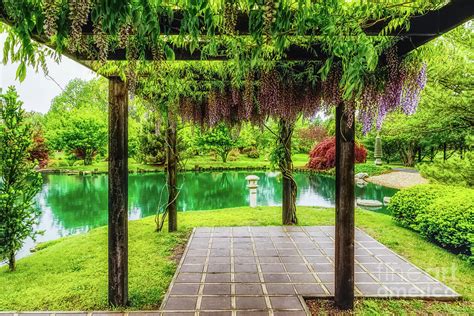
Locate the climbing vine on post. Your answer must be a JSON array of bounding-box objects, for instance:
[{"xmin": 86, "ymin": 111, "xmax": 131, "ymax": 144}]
[{"xmin": 274, "ymin": 118, "xmax": 298, "ymax": 225}]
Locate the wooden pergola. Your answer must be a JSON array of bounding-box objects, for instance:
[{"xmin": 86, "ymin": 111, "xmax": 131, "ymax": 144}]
[{"xmin": 1, "ymin": 0, "xmax": 472, "ymax": 310}]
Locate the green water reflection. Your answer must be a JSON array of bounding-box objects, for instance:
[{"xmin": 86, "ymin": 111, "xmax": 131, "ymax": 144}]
[{"xmin": 37, "ymin": 171, "xmax": 396, "ymax": 235}]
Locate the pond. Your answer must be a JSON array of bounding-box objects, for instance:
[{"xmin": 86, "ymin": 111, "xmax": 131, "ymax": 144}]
[{"xmin": 17, "ymin": 171, "xmax": 397, "ymax": 259}]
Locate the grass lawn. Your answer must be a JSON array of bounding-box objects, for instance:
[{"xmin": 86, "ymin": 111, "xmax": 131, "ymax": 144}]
[{"xmin": 1, "ymin": 207, "xmax": 472, "ymax": 313}]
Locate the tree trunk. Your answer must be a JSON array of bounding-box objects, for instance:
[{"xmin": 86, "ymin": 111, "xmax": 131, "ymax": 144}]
[
  {"xmin": 334, "ymin": 102, "xmax": 355, "ymax": 310},
  {"xmin": 8, "ymin": 251, "xmax": 15, "ymax": 272},
  {"xmin": 443, "ymin": 143, "xmax": 447, "ymax": 161},
  {"xmin": 108, "ymin": 77, "xmax": 129, "ymax": 307},
  {"xmin": 167, "ymin": 113, "xmax": 178, "ymax": 233},
  {"xmin": 279, "ymin": 118, "xmax": 297, "ymax": 225}
]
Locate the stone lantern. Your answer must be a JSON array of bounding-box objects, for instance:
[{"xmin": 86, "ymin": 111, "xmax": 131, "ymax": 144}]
[
  {"xmin": 374, "ymin": 132, "xmax": 383, "ymax": 166},
  {"xmin": 245, "ymin": 175, "xmax": 260, "ymax": 208}
]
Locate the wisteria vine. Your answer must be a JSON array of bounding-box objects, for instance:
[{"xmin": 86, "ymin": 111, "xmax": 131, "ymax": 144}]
[{"xmin": 177, "ymin": 54, "xmax": 428, "ymax": 133}]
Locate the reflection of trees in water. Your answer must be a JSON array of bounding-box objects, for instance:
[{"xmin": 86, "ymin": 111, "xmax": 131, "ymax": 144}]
[
  {"xmin": 41, "ymin": 172, "xmax": 397, "ymax": 237},
  {"xmin": 304, "ymin": 174, "xmax": 336, "ymax": 202},
  {"xmin": 355, "ymin": 183, "xmax": 398, "ymax": 202},
  {"xmin": 44, "ymin": 175, "xmax": 108, "ymax": 232},
  {"xmin": 178, "ymin": 172, "xmax": 251, "ymax": 211}
]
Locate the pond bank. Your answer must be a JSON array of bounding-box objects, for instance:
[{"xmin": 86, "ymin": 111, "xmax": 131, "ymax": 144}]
[{"xmin": 367, "ymin": 170, "xmax": 429, "ymax": 189}]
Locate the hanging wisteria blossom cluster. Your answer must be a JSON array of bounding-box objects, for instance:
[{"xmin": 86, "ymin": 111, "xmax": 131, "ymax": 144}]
[
  {"xmin": 179, "ymin": 71, "xmax": 323, "ymax": 127},
  {"xmin": 178, "ymin": 54, "xmax": 427, "ymax": 131},
  {"xmin": 358, "ymin": 50, "xmax": 428, "ymax": 134}
]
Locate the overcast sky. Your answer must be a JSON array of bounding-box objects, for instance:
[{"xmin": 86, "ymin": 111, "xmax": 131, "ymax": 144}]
[{"xmin": 0, "ymin": 33, "xmax": 97, "ymax": 114}]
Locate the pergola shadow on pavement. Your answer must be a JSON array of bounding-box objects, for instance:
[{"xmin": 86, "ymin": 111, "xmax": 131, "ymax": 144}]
[{"xmin": 161, "ymin": 226, "xmax": 460, "ymax": 315}]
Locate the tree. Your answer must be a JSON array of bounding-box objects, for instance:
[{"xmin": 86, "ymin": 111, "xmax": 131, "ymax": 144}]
[
  {"xmin": 28, "ymin": 129, "xmax": 49, "ymax": 168},
  {"xmin": 51, "ymin": 108, "xmax": 108, "ymax": 165},
  {"xmin": 44, "ymin": 79, "xmax": 109, "ymax": 165},
  {"xmin": 137, "ymin": 112, "xmax": 166, "ymax": 164},
  {"xmin": 197, "ymin": 123, "xmax": 236, "ymax": 163},
  {"xmin": 307, "ymin": 137, "xmax": 367, "ymax": 170},
  {"xmin": 0, "ymin": 87, "xmax": 43, "ymax": 271}
]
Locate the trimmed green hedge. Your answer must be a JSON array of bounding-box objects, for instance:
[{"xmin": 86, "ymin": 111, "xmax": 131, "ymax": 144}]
[{"xmin": 389, "ymin": 184, "xmax": 474, "ymax": 262}]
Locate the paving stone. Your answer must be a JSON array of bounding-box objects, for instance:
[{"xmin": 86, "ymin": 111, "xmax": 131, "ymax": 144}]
[
  {"xmin": 260, "ymin": 264, "xmax": 285, "ymax": 273},
  {"xmin": 235, "ymin": 256, "xmax": 257, "ymax": 264},
  {"xmin": 311, "ymin": 263, "xmax": 333, "ymax": 273},
  {"xmin": 284, "ymin": 264, "xmax": 310, "ymax": 273},
  {"xmin": 294, "ymin": 283, "xmax": 326, "ymax": 296},
  {"xmin": 235, "ymin": 297, "xmax": 267, "ymax": 309},
  {"xmin": 316, "ymin": 273, "xmax": 334, "ymax": 283},
  {"xmin": 170, "ymin": 283, "xmax": 200, "ymax": 295},
  {"xmin": 235, "ymin": 283, "xmax": 264, "ymax": 295},
  {"xmin": 269, "ymin": 297, "xmax": 303, "ymax": 310},
  {"xmin": 208, "ymin": 256, "xmax": 231, "ymax": 264},
  {"xmin": 176, "ymin": 273, "xmax": 203, "ymax": 283},
  {"xmin": 383, "ymin": 284, "xmax": 424, "ymax": 296},
  {"xmin": 184, "ymin": 256, "xmax": 207, "ymax": 264},
  {"xmin": 236, "ymin": 311, "xmax": 269, "ymax": 316},
  {"xmin": 206, "ymin": 273, "xmax": 231, "ymax": 283},
  {"xmin": 289, "ymin": 273, "xmax": 317, "ymax": 283},
  {"xmin": 207, "ymin": 264, "xmax": 231, "ymax": 273},
  {"xmin": 263, "ymin": 274, "xmax": 291, "ymax": 283},
  {"xmin": 199, "ymin": 312, "xmax": 232, "ymax": 316},
  {"xmin": 181, "ymin": 264, "xmax": 205, "ymax": 273},
  {"xmin": 279, "ymin": 256, "xmax": 304, "ymax": 264},
  {"xmin": 235, "ymin": 249, "xmax": 255, "ymax": 257},
  {"xmin": 164, "ymin": 296, "xmax": 198, "ymax": 310},
  {"xmin": 258, "ymin": 256, "xmax": 281, "ymax": 264},
  {"xmin": 200, "ymin": 296, "xmax": 232, "ymax": 310},
  {"xmin": 373, "ymin": 273, "xmax": 406, "ymax": 283},
  {"xmin": 354, "ymin": 273, "xmax": 377, "ymax": 283},
  {"xmin": 356, "ymin": 283, "xmax": 390, "ymax": 296},
  {"xmin": 266, "ymin": 284, "xmax": 296, "ymax": 295},
  {"xmin": 235, "ymin": 273, "xmax": 261, "ymax": 283},
  {"xmin": 162, "ymin": 313, "xmax": 195, "ymax": 316},
  {"xmin": 235, "ymin": 264, "xmax": 258, "ymax": 273},
  {"xmin": 128, "ymin": 313, "xmax": 161, "ymax": 316},
  {"xmin": 203, "ymin": 284, "xmax": 232, "ymax": 295},
  {"xmin": 323, "ymin": 283, "xmax": 335, "ymax": 295}
]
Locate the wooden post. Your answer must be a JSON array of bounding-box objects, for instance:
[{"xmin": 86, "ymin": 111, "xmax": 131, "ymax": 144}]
[
  {"xmin": 279, "ymin": 118, "xmax": 297, "ymax": 225},
  {"xmin": 167, "ymin": 112, "xmax": 178, "ymax": 232},
  {"xmin": 108, "ymin": 77, "xmax": 129, "ymax": 307},
  {"xmin": 335, "ymin": 102, "xmax": 355, "ymax": 310}
]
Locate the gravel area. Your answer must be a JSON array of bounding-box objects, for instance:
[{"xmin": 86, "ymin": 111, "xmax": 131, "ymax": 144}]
[{"xmin": 367, "ymin": 171, "xmax": 429, "ymax": 189}]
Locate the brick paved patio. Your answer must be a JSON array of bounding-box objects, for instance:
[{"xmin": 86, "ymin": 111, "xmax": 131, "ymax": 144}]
[{"xmin": 160, "ymin": 226, "xmax": 460, "ymax": 315}]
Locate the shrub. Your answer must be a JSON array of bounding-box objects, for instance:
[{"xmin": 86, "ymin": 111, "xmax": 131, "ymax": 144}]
[
  {"xmin": 307, "ymin": 137, "xmax": 367, "ymax": 170},
  {"xmin": 418, "ymin": 153, "xmax": 474, "ymax": 188},
  {"xmin": 417, "ymin": 191, "xmax": 474, "ymax": 258},
  {"xmin": 389, "ymin": 184, "xmax": 474, "ymax": 262},
  {"xmin": 388, "ymin": 185, "xmax": 448, "ymax": 229},
  {"xmin": 354, "ymin": 163, "xmax": 391, "ymax": 177},
  {"xmin": 246, "ymin": 148, "xmax": 260, "ymax": 159}
]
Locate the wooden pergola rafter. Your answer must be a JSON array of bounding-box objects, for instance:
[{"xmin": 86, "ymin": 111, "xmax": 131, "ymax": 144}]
[{"xmin": 0, "ymin": 0, "xmax": 472, "ymax": 310}]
